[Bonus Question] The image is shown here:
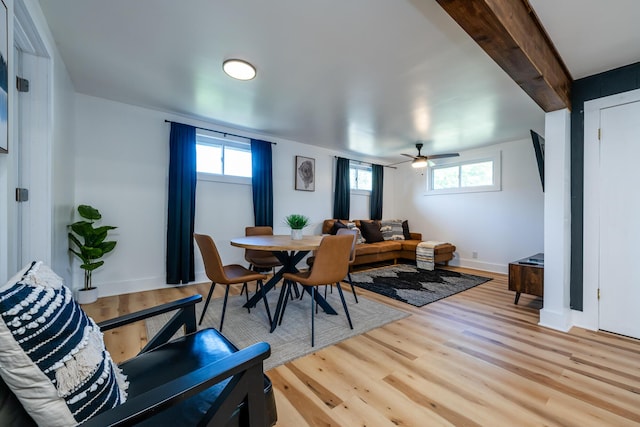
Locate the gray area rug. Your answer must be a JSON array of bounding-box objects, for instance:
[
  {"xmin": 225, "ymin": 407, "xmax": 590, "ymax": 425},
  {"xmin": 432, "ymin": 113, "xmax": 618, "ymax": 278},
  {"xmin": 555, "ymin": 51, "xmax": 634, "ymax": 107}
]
[
  {"xmin": 146, "ymin": 290, "xmax": 408, "ymax": 371},
  {"xmin": 350, "ymin": 263, "xmax": 492, "ymax": 307}
]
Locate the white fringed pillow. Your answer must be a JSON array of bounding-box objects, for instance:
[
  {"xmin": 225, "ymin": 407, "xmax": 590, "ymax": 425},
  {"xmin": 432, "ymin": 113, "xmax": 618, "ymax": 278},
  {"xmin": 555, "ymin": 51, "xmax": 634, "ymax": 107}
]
[{"xmin": 0, "ymin": 261, "xmax": 128, "ymax": 426}]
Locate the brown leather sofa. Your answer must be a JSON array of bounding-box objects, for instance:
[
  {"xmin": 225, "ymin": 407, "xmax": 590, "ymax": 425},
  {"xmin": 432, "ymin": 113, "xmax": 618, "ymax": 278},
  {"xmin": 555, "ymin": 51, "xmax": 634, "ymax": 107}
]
[{"xmin": 322, "ymin": 219, "xmax": 456, "ymax": 267}]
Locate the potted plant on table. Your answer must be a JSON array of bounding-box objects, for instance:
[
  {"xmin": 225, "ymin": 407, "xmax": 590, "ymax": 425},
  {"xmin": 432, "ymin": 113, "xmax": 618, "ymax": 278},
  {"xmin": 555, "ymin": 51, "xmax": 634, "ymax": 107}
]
[
  {"xmin": 284, "ymin": 214, "xmax": 310, "ymax": 240},
  {"xmin": 68, "ymin": 205, "xmax": 117, "ymax": 304}
]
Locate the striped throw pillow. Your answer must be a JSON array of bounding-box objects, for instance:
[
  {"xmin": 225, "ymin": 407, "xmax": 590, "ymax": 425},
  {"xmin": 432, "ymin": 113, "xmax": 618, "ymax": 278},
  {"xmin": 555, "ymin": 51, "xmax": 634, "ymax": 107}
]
[{"xmin": 0, "ymin": 262, "xmax": 128, "ymax": 426}]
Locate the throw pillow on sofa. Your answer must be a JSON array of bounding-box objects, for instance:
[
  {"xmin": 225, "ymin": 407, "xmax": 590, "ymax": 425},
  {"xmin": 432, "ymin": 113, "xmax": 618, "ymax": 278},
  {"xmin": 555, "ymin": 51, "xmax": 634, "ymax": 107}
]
[
  {"xmin": 380, "ymin": 220, "xmax": 405, "ymax": 241},
  {"xmin": 346, "ymin": 222, "xmax": 366, "ymax": 244},
  {"xmin": 329, "ymin": 220, "xmax": 348, "ymax": 235},
  {"xmin": 359, "ymin": 221, "xmax": 385, "ymax": 243},
  {"xmin": 0, "ymin": 261, "xmax": 128, "ymax": 426},
  {"xmin": 402, "ymin": 220, "xmax": 412, "ymax": 240}
]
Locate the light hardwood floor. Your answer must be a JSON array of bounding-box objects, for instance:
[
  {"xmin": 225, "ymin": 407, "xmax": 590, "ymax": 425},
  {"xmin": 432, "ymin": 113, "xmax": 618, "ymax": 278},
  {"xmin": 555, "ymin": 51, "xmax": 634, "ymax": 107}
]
[{"xmin": 83, "ymin": 267, "xmax": 640, "ymax": 426}]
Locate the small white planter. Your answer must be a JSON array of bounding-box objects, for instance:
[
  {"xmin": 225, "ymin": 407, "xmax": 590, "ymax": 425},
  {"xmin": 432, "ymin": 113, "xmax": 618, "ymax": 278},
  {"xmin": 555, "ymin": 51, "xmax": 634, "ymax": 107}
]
[
  {"xmin": 76, "ymin": 287, "xmax": 99, "ymax": 305},
  {"xmin": 291, "ymin": 229, "xmax": 303, "ymax": 240}
]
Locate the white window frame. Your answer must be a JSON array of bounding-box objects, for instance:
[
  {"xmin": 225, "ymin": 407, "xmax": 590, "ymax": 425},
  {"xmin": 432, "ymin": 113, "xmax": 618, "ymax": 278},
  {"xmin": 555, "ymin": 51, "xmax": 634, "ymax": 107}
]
[
  {"xmin": 349, "ymin": 161, "xmax": 372, "ymax": 195},
  {"xmin": 196, "ymin": 130, "xmax": 252, "ymax": 185},
  {"xmin": 425, "ymin": 151, "xmax": 502, "ymax": 195}
]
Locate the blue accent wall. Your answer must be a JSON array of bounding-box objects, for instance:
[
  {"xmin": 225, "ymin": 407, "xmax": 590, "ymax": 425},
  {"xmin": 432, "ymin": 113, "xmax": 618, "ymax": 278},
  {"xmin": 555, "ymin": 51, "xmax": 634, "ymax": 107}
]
[{"xmin": 570, "ymin": 62, "xmax": 640, "ymax": 310}]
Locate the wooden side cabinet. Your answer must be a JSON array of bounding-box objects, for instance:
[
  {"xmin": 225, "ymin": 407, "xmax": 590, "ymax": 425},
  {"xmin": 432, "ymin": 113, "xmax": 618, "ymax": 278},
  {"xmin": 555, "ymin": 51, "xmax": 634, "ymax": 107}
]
[{"xmin": 508, "ymin": 253, "xmax": 544, "ymax": 304}]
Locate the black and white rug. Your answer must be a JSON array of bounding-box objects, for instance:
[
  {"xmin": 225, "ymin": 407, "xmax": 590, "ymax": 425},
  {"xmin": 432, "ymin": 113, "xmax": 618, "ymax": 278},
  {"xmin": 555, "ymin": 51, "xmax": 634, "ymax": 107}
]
[{"xmin": 349, "ymin": 264, "xmax": 492, "ymax": 307}]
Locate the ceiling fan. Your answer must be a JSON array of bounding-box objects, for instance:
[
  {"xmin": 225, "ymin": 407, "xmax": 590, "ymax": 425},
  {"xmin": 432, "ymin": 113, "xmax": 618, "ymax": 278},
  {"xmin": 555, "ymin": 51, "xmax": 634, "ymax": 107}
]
[{"xmin": 392, "ymin": 143, "xmax": 460, "ymax": 168}]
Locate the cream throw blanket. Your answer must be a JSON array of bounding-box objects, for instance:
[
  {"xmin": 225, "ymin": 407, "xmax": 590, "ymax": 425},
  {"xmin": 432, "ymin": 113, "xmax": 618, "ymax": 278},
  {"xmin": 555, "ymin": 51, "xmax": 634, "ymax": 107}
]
[{"xmin": 416, "ymin": 241, "xmax": 447, "ymax": 270}]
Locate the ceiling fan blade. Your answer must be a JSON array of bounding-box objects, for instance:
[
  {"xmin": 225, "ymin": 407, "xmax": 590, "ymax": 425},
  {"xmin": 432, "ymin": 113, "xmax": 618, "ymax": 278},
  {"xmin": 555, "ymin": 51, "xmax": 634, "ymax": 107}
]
[
  {"xmin": 387, "ymin": 159, "xmax": 412, "ymax": 166},
  {"xmin": 400, "ymin": 153, "xmax": 417, "ymax": 159},
  {"xmin": 427, "ymin": 153, "xmax": 459, "ymax": 160}
]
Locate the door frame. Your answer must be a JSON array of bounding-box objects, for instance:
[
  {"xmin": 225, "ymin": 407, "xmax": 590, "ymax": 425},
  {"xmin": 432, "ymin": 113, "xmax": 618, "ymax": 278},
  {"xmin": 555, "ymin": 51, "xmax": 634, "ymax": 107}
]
[
  {"xmin": 582, "ymin": 87, "xmax": 640, "ymax": 330},
  {"xmin": 12, "ymin": 0, "xmax": 52, "ymax": 272}
]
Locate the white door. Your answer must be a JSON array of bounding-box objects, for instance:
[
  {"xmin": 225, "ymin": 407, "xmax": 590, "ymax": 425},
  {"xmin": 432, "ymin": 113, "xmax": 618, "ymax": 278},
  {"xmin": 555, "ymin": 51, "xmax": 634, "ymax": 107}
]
[{"xmin": 598, "ymin": 99, "xmax": 640, "ymax": 338}]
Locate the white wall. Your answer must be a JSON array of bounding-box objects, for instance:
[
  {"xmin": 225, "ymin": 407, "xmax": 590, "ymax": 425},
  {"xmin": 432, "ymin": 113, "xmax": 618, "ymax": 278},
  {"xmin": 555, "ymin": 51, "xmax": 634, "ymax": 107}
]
[
  {"xmin": 74, "ymin": 94, "xmax": 396, "ymax": 296},
  {"xmin": 540, "ymin": 109, "xmax": 572, "ymax": 331},
  {"xmin": 395, "ymin": 139, "xmax": 544, "ymax": 273}
]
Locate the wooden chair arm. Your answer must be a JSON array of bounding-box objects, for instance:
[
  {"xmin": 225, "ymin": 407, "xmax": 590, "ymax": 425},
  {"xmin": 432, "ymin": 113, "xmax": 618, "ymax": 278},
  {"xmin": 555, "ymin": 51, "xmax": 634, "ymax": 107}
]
[
  {"xmin": 97, "ymin": 295, "xmax": 202, "ymax": 330},
  {"xmin": 81, "ymin": 341, "xmax": 271, "ymax": 427},
  {"xmin": 97, "ymin": 294, "xmax": 202, "ymax": 353}
]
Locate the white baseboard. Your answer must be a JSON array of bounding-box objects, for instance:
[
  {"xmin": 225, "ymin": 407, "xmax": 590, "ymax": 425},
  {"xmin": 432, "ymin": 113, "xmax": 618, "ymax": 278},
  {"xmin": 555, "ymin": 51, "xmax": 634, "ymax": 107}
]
[
  {"xmin": 539, "ymin": 307, "xmax": 573, "ymax": 332},
  {"xmin": 95, "ymin": 271, "xmax": 210, "ymax": 298},
  {"xmin": 454, "ymin": 257, "xmax": 508, "ymax": 274}
]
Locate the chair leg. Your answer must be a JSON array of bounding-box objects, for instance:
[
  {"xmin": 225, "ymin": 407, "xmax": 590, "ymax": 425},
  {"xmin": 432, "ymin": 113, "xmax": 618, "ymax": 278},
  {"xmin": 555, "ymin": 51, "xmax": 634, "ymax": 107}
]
[
  {"xmin": 278, "ymin": 281, "xmax": 292, "ymax": 326},
  {"xmin": 242, "ymin": 282, "xmax": 250, "ymax": 313},
  {"xmin": 336, "ymin": 282, "xmax": 353, "ymax": 330},
  {"xmin": 199, "ymin": 282, "xmax": 217, "ymax": 325},
  {"xmin": 347, "ymin": 272, "xmax": 358, "ymax": 303},
  {"xmin": 310, "ymin": 286, "xmax": 315, "ymax": 347},
  {"xmin": 219, "ymin": 286, "xmax": 231, "ymax": 331},
  {"xmin": 258, "ymin": 280, "xmax": 273, "ymax": 325}
]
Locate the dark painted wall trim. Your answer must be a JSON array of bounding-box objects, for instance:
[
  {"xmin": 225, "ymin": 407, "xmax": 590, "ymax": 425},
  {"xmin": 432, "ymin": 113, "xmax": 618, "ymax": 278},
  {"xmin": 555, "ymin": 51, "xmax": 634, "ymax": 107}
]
[{"xmin": 570, "ymin": 61, "xmax": 640, "ymax": 311}]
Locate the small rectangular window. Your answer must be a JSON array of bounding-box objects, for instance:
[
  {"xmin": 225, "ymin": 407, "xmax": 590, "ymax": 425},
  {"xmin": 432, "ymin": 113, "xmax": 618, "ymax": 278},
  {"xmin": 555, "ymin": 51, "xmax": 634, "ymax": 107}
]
[
  {"xmin": 350, "ymin": 162, "xmax": 372, "ymax": 192},
  {"xmin": 196, "ymin": 131, "xmax": 252, "ymax": 183},
  {"xmin": 427, "ymin": 152, "xmax": 501, "ymax": 195}
]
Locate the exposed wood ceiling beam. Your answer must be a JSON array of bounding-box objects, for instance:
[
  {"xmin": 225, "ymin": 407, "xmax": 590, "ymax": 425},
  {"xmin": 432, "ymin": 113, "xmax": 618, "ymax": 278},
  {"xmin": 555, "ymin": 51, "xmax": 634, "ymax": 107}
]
[{"xmin": 436, "ymin": 0, "xmax": 572, "ymax": 112}]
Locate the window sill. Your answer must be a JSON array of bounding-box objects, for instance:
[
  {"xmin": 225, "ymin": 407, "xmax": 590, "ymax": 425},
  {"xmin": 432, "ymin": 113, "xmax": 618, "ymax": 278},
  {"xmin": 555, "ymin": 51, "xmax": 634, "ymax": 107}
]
[{"xmin": 197, "ymin": 172, "xmax": 251, "ymax": 185}]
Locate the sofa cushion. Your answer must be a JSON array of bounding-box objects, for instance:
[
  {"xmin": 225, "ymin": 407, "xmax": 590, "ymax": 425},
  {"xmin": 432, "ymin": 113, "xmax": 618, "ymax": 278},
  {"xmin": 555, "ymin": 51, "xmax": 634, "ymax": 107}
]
[
  {"xmin": 400, "ymin": 240, "xmax": 421, "ymax": 251},
  {"xmin": 359, "ymin": 221, "xmax": 384, "ymax": 243},
  {"xmin": 355, "ymin": 241, "xmax": 402, "ymax": 256},
  {"xmin": 380, "ymin": 220, "xmax": 405, "ymax": 241},
  {"xmin": 0, "ymin": 262, "xmax": 128, "ymax": 426}
]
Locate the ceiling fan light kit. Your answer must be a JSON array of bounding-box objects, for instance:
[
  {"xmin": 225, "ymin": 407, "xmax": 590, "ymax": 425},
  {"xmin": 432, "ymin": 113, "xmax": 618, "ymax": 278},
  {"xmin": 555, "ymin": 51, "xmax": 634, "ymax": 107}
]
[
  {"xmin": 394, "ymin": 142, "xmax": 459, "ymax": 168},
  {"xmin": 411, "ymin": 158, "xmax": 428, "ymax": 168}
]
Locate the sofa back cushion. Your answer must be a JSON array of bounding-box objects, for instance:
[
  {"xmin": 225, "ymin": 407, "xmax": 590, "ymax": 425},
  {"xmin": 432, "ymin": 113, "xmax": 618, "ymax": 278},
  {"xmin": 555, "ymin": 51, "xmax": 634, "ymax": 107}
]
[
  {"xmin": 380, "ymin": 220, "xmax": 405, "ymax": 241},
  {"xmin": 0, "ymin": 262, "xmax": 128, "ymax": 426}
]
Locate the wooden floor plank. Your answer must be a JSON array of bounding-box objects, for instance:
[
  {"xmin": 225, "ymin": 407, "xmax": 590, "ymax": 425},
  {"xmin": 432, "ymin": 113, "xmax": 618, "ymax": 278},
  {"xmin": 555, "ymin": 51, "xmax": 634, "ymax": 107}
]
[{"xmin": 84, "ymin": 266, "xmax": 640, "ymax": 426}]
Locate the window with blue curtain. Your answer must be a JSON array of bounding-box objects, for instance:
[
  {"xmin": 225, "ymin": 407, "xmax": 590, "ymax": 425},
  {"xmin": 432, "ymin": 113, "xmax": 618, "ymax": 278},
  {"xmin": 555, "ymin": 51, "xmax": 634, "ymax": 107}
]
[
  {"xmin": 333, "ymin": 157, "xmax": 350, "ymax": 219},
  {"xmin": 250, "ymin": 139, "xmax": 274, "ymax": 227},
  {"xmin": 166, "ymin": 122, "xmax": 197, "ymax": 284}
]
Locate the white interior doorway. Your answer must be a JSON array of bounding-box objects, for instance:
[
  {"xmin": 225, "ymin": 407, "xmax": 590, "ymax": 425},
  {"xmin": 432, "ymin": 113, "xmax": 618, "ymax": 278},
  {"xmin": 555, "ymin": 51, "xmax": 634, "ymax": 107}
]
[
  {"xmin": 583, "ymin": 88, "xmax": 640, "ymax": 339},
  {"xmin": 9, "ymin": 0, "xmax": 52, "ymax": 272}
]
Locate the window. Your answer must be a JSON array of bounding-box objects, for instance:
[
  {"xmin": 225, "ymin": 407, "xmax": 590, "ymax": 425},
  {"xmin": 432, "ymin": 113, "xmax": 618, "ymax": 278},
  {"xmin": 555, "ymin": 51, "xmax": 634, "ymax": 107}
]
[
  {"xmin": 196, "ymin": 130, "xmax": 252, "ymax": 183},
  {"xmin": 426, "ymin": 152, "xmax": 501, "ymax": 195},
  {"xmin": 350, "ymin": 161, "xmax": 372, "ymax": 192}
]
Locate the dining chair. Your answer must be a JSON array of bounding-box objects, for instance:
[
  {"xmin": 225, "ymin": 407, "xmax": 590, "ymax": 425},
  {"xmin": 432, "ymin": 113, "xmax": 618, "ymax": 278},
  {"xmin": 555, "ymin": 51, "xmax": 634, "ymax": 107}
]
[
  {"xmin": 281, "ymin": 234, "xmax": 355, "ymax": 346},
  {"xmin": 306, "ymin": 228, "xmax": 359, "ymax": 303},
  {"xmin": 194, "ymin": 233, "xmax": 273, "ymax": 330},
  {"xmin": 242, "ymin": 226, "xmax": 284, "ymax": 302}
]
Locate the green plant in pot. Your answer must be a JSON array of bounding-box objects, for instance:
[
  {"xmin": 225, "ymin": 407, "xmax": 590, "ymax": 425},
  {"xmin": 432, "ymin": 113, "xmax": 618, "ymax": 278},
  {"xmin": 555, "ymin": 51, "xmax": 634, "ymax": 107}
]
[
  {"xmin": 68, "ymin": 205, "xmax": 117, "ymax": 304},
  {"xmin": 284, "ymin": 214, "xmax": 310, "ymax": 240}
]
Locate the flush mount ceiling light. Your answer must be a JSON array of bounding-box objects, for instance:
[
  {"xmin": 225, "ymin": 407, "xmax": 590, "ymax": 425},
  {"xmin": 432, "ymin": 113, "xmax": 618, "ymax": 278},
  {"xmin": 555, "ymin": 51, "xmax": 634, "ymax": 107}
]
[{"xmin": 222, "ymin": 59, "xmax": 256, "ymax": 80}]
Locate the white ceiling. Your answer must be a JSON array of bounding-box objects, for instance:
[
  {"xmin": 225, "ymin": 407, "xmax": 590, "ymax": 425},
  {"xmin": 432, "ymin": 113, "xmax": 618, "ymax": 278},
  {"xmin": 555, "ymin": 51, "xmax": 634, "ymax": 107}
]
[{"xmin": 37, "ymin": 0, "xmax": 640, "ymax": 163}]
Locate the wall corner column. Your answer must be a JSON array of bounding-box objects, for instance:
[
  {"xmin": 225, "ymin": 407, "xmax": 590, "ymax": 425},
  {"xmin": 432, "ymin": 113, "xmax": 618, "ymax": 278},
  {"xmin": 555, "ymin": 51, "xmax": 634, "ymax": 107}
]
[{"xmin": 539, "ymin": 109, "xmax": 573, "ymax": 331}]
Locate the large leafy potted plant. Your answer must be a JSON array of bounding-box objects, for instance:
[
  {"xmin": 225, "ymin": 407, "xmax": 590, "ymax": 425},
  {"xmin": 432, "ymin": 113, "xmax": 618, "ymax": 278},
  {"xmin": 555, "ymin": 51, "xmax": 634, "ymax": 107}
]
[
  {"xmin": 68, "ymin": 205, "xmax": 117, "ymax": 304},
  {"xmin": 284, "ymin": 214, "xmax": 310, "ymax": 240}
]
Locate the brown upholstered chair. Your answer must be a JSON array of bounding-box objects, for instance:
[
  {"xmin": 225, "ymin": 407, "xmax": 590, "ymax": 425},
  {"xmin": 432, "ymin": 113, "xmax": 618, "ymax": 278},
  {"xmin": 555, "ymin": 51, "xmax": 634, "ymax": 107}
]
[
  {"xmin": 242, "ymin": 226, "xmax": 284, "ymax": 302},
  {"xmin": 281, "ymin": 234, "xmax": 355, "ymax": 346},
  {"xmin": 194, "ymin": 233, "xmax": 272, "ymax": 330},
  {"xmin": 244, "ymin": 226, "xmax": 283, "ymax": 272},
  {"xmin": 306, "ymin": 228, "xmax": 359, "ymax": 303}
]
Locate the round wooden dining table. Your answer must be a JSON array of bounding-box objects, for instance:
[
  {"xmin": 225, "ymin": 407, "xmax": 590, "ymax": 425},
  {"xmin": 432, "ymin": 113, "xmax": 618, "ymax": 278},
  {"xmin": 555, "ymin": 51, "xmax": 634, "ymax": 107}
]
[{"xmin": 230, "ymin": 234, "xmax": 337, "ymax": 332}]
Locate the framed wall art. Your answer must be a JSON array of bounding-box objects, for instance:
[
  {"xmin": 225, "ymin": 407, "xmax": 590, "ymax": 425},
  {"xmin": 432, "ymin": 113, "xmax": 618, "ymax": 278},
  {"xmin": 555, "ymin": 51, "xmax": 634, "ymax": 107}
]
[
  {"xmin": 0, "ymin": 0, "xmax": 7, "ymax": 154},
  {"xmin": 295, "ymin": 156, "xmax": 315, "ymax": 191}
]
